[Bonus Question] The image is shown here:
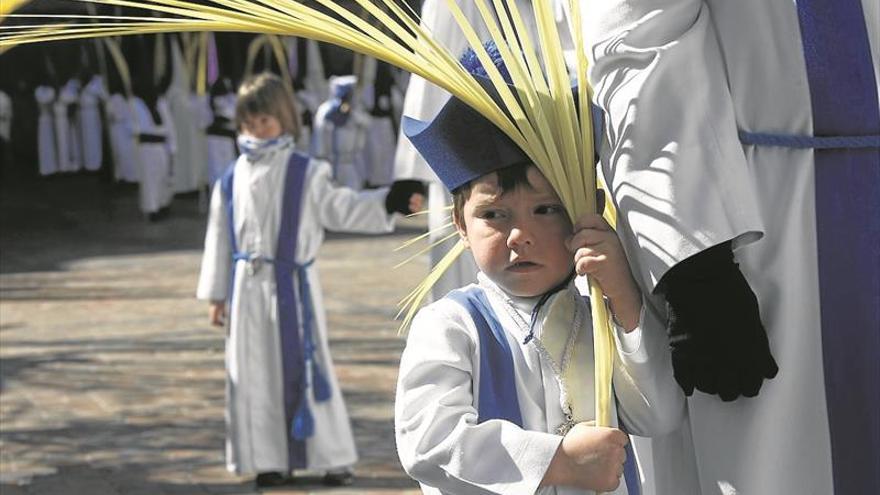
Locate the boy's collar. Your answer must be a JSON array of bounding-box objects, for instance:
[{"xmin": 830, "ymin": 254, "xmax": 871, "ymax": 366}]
[{"xmin": 477, "ymin": 271, "xmax": 575, "ymax": 313}]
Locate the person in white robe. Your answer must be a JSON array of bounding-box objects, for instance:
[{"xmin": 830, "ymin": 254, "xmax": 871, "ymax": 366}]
[
  {"xmin": 205, "ymin": 78, "xmax": 238, "ymax": 186},
  {"xmin": 54, "ymin": 78, "xmax": 83, "ymax": 173},
  {"xmin": 106, "ymin": 93, "xmax": 138, "ymax": 183},
  {"xmin": 35, "ymin": 85, "xmax": 59, "ymax": 177},
  {"xmin": 167, "ymin": 36, "xmax": 209, "ymax": 193},
  {"xmin": 581, "ymin": 0, "xmax": 880, "ymax": 493},
  {"xmin": 395, "ymin": 53, "xmax": 684, "ymax": 493},
  {"xmin": 196, "ymin": 73, "xmax": 425, "ymax": 487},
  {"xmin": 131, "ymin": 94, "xmax": 176, "ymax": 217},
  {"xmin": 0, "ymin": 89, "xmax": 11, "ymax": 167},
  {"xmin": 311, "ymin": 75, "xmax": 370, "ymax": 190},
  {"xmin": 391, "ymin": 0, "xmax": 487, "ymax": 301},
  {"xmin": 357, "ymin": 57, "xmax": 397, "ymax": 187},
  {"xmin": 79, "ymin": 74, "xmax": 106, "ymax": 172}
]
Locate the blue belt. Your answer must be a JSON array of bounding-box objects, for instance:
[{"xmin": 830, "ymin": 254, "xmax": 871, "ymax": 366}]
[
  {"xmin": 739, "ymin": 130, "xmax": 880, "ymax": 149},
  {"xmin": 232, "ymin": 252, "xmax": 331, "ymax": 439}
]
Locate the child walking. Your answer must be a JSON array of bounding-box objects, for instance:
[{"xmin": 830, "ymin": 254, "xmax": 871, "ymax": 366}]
[
  {"xmin": 197, "ymin": 72, "xmax": 424, "ymax": 488},
  {"xmin": 394, "ymin": 49, "xmax": 685, "ymax": 494}
]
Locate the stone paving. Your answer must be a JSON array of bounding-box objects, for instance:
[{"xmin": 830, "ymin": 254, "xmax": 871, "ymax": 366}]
[{"xmin": 0, "ymin": 174, "xmax": 427, "ymax": 494}]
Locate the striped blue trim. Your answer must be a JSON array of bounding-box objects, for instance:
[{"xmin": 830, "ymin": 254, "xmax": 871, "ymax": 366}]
[{"xmin": 738, "ymin": 130, "xmax": 880, "ymax": 149}]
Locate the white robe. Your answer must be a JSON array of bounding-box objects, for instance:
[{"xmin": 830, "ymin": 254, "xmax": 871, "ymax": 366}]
[
  {"xmin": 107, "ymin": 94, "xmax": 138, "ymax": 182},
  {"xmin": 196, "ymin": 142, "xmax": 395, "ymax": 474},
  {"xmin": 396, "ymin": 274, "xmax": 685, "ymax": 495},
  {"xmin": 582, "ymin": 1, "xmax": 880, "ymax": 493},
  {"xmin": 167, "ymin": 39, "xmax": 209, "ymax": 193},
  {"xmin": 311, "ymin": 104, "xmax": 370, "ymax": 190},
  {"xmin": 35, "ymin": 85, "xmax": 58, "ymax": 176},
  {"xmin": 358, "ymin": 56, "xmax": 397, "ymax": 187},
  {"xmin": 391, "ymin": 0, "xmax": 486, "ymax": 300},
  {"xmin": 79, "ymin": 75, "xmax": 106, "ymax": 171},
  {"xmin": 54, "ymin": 79, "xmax": 82, "ymax": 173},
  {"xmin": 0, "ymin": 89, "xmax": 11, "ymax": 143},
  {"xmin": 132, "ymin": 96, "xmax": 175, "ymax": 214},
  {"xmin": 206, "ymin": 94, "xmax": 237, "ymax": 186}
]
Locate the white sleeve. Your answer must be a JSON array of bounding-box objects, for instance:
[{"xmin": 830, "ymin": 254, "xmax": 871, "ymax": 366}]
[
  {"xmin": 308, "ymin": 159, "xmax": 395, "ymax": 233},
  {"xmin": 611, "ymin": 297, "xmax": 685, "ymax": 437},
  {"xmin": 196, "ymin": 181, "xmax": 232, "ymax": 301},
  {"xmin": 310, "ymin": 104, "xmax": 329, "ymax": 159},
  {"xmin": 395, "ymin": 304, "xmax": 562, "ymax": 495},
  {"xmin": 582, "ymin": 0, "xmax": 764, "ymax": 292}
]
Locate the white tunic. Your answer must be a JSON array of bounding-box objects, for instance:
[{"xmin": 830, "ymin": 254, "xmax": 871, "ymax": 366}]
[
  {"xmin": 0, "ymin": 89, "xmax": 11, "ymax": 143},
  {"xmin": 581, "ymin": 1, "xmax": 880, "ymax": 493},
  {"xmin": 392, "ymin": 0, "xmax": 487, "ymax": 300},
  {"xmin": 35, "ymin": 85, "xmax": 58, "ymax": 176},
  {"xmin": 106, "ymin": 94, "xmax": 138, "ymax": 182},
  {"xmin": 131, "ymin": 96, "xmax": 175, "ymax": 213},
  {"xmin": 54, "ymin": 79, "xmax": 82, "ymax": 173},
  {"xmin": 79, "ymin": 75, "xmax": 106, "ymax": 171},
  {"xmin": 396, "ymin": 274, "xmax": 685, "ymax": 495},
  {"xmin": 205, "ymin": 94, "xmax": 237, "ymax": 186},
  {"xmin": 167, "ymin": 39, "xmax": 209, "ymax": 193},
  {"xmin": 311, "ymin": 104, "xmax": 370, "ymax": 190},
  {"xmin": 197, "ymin": 142, "xmax": 395, "ymax": 473}
]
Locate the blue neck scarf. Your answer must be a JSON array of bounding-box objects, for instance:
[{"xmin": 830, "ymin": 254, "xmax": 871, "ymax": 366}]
[{"xmin": 236, "ymin": 133, "xmax": 294, "ymax": 162}]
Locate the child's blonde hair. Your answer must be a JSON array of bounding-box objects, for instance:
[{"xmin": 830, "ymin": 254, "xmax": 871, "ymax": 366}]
[{"xmin": 235, "ymin": 72, "xmax": 301, "ymax": 138}]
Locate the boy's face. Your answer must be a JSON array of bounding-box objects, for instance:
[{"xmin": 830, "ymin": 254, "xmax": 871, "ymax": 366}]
[
  {"xmin": 240, "ymin": 113, "xmax": 283, "ymax": 140},
  {"xmin": 455, "ymin": 166, "xmax": 573, "ymax": 297}
]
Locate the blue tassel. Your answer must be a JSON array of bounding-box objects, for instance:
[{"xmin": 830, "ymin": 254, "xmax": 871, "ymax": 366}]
[
  {"xmin": 291, "ymin": 402, "xmax": 314, "ymax": 440},
  {"xmin": 312, "ymin": 361, "xmax": 332, "ymax": 402}
]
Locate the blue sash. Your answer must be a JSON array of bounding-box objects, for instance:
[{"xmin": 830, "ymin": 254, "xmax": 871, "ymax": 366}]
[
  {"xmin": 221, "ymin": 151, "xmax": 329, "ymax": 470},
  {"xmin": 450, "ymin": 287, "xmax": 640, "ymax": 493},
  {"xmin": 795, "ymin": 2, "xmax": 880, "ymax": 492}
]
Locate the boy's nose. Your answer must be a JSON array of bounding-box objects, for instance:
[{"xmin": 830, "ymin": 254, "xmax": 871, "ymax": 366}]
[{"xmin": 507, "ymin": 226, "xmax": 534, "ymax": 249}]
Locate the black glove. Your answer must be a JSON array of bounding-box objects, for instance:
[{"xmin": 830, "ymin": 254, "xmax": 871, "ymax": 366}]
[
  {"xmin": 659, "ymin": 242, "xmax": 778, "ymax": 401},
  {"xmin": 385, "ymin": 179, "xmax": 426, "ymax": 215}
]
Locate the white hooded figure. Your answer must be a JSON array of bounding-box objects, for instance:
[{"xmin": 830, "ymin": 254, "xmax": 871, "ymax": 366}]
[
  {"xmin": 311, "ymin": 75, "xmax": 370, "ymax": 190},
  {"xmin": 35, "ymin": 85, "xmax": 59, "ymax": 176},
  {"xmin": 391, "ymin": 0, "xmax": 487, "ymax": 302},
  {"xmin": 205, "ymin": 78, "xmax": 238, "ymax": 186},
  {"xmin": 166, "ymin": 37, "xmax": 209, "ymax": 193},
  {"xmin": 54, "ymin": 78, "xmax": 83, "ymax": 172},
  {"xmin": 106, "ymin": 93, "xmax": 138, "ymax": 182},
  {"xmin": 131, "ymin": 95, "xmax": 176, "ymax": 215},
  {"xmin": 79, "ymin": 75, "xmax": 106, "ymax": 171},
  {"xmin": 357, "ymin": 57, "xmax": 397, "ymax": 187}
]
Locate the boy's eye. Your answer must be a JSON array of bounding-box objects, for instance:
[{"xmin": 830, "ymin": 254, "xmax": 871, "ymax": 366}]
[
  {"xmin": 535, "ymin": 204, "xmax": 564, "ymax": 215},
  {"xmin": 476, "ymin": 209, "xmax": 502, "ymax": 220}
]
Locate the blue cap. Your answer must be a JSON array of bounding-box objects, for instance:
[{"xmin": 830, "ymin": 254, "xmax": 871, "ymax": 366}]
[
  {"xmin": 403, "ymin": 42, "xmax": 603, "ymax": 192},
  {"xmin": 402, "ymin": 75, "xmax": 531, "ymax": 191}
]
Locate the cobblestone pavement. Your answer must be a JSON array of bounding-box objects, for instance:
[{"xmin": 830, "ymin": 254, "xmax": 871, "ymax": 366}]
[{"xmin": 0, "ymin": 174, "xmax": 428, "ymax": 494}]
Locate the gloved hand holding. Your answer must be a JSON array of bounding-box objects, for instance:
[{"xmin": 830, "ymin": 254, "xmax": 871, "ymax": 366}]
[
  {"xmin": 385, "ymin": 179, "xmax": 426, "ymax": 215},
  {"xmin": 659, "ymin": 241, "xmax": 778, "ymax": 401}
]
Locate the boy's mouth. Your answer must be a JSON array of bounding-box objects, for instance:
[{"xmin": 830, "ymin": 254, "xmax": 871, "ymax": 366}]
[{"xmin": 507, "ymin": 260, "xmax": 540, "ymax": 272}]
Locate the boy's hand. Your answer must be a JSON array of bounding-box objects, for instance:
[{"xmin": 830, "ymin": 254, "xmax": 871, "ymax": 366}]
[
  {"xmin": 541, "ymin": 423, "xmax": 628, "ymax": 491},
  {"xmin": 209, "ymin": 301, "xmax": 226, "ymax": 327},
  {"xmin": 567, "ymin": 214, "xmax": 641, "ymax": 331},
  {"xmin": 386, "ymin": 180, "xmax": 426, "ymax": 215}
]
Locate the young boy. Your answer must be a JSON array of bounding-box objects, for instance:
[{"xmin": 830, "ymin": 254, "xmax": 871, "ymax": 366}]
[
  {"xmin": 197, "ymin": 73, "xmax": 424, "ymax": 488},
  {"xmin": 394, "ymin": 51, "xmax": 685, "ymax": 494}
]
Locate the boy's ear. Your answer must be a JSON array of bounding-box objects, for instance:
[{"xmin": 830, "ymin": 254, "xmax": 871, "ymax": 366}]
[{"xmin": 453, "ymin": 212, "xmax": 470, "ymax": 248}]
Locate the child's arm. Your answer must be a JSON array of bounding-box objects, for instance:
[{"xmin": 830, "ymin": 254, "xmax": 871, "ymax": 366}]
[
  {"xmin": 309, "ymin": 160, "xmax": 423, "ymax": 233},
  {"xmin": 567, "ymin": 214, "xmax": 641, "ymax": 330},
  {"xmin": 196, "ymin": 182, "xmax": 232, "ymax": 309},
  {"xmin": 395, "ymin": 303, "xmax": 561, "ymax": 494},
  {"xmin": 569, "ymin": 214, "xmax": 686, "ymax": 436}
]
